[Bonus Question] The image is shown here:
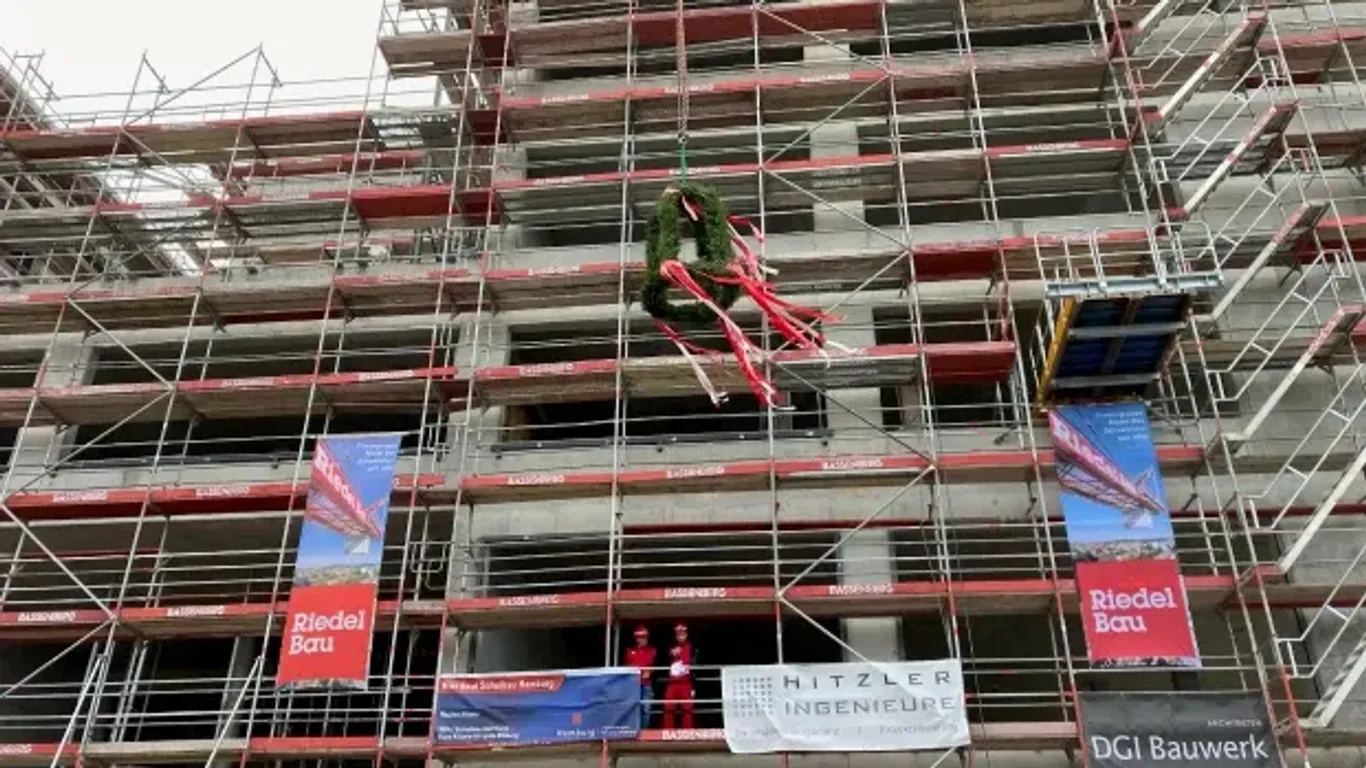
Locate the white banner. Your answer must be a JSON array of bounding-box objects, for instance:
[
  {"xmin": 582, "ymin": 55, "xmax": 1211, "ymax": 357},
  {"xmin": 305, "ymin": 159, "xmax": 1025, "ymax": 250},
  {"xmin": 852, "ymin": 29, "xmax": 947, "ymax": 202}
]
[{"xmin": 721, "ymin": 659, "xmax": 971, "ymax": 754}]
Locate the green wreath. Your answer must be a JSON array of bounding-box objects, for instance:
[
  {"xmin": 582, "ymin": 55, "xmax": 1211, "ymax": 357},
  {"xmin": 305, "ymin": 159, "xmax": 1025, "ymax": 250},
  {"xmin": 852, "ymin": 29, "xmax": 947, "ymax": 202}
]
[{"xmin": 641, "ymin": 182, "xmax": 740, "ymax": 326}]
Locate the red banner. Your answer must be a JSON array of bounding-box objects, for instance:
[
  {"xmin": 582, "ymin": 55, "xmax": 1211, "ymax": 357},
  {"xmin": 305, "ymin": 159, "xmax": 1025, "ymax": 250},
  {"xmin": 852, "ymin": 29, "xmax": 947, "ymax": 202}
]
[
  {"xmin": 277, "ymin": 583, "xmax": 377, "ymax": 687},
  {"xmin": 1076, "ymin": 558, "xmax": 1199, "ymax": 666}
]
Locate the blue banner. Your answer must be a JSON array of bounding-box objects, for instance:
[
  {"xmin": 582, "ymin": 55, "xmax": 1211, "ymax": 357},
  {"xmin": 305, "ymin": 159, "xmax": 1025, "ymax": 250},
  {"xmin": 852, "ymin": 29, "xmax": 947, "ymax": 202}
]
[
  {"xmin": 294, "ymin": 433, "xmax": 403, "ymax": 584},
  {"xmin": 1048, "ymin": 402, "xmax": 1175, "ymax": 561},
  {"xmin": 435, "ymin": 670, "xmax": 641, "ymax": 746}
]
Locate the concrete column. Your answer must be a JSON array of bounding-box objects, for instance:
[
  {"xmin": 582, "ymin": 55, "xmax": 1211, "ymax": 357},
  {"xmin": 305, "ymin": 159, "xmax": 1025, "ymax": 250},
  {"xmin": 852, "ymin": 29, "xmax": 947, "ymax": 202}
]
[
  {"xmin": 449, "ymin": 319, "xmax": 510, "ymax": 457},
  {"xmin": 210, "ymin": 635, "xmax": 260, "ymax": 767},
  {"xmin": 494, "ymin": 0, "xmax": 537, "ymax": 256},
  {"xmin": 809, "ymin": 117, "xmax": 867, "ymax": 238},
  {"xmin": 216, "ymin": 635, "xmax": 258, "ymax": 722},
  {"xmin": 489, "ymin": 145, "xmax": 536, "ymax": 252},
  {"xmin": 10, "ymin": 340, "xmax": 95, "ymax": 485},
  {"xmin": 504, "ymin": 0, "xmax": 538, "ymax": 27},
  {"xmin": 804, "ymin": 8, "xmax": 866, "ymax": 239},
  {"xmin": 822, "ymin": 305, "xmax": 883, "ymax": 451},
  {"xmin": 803, "ymin": 28, "xmax": 877, "ymax": 440},
  {"xmin": 440, "ymin": 629, "xmax": 473, "ymax": 675},
  {"xmin": 837, "ymin": 529, "xmax": 902, "ymax": 661},
  {"xmin": 820, "ymin": 298, "xmax": 903, "ymax": 659},
  {"xmin": 441, "ymin": 503, "xmax": 481, "ymax": 676}
]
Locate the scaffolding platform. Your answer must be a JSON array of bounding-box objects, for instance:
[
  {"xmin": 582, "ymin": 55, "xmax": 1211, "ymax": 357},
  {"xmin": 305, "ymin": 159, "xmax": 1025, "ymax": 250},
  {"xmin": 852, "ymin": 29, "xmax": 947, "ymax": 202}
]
[
  {"xmin": 2, "ymin": 723, "xmax": 1363, "ymax": 768},
  {"xmin": 0, "ymin": 564, "xmax": 1355, "ymax": 640},
  {"xmin": 0, "ymin": 265, "xmax": 469, "ymax": 334},
  {"xmin": 0, "ymin": 598, "xmax": 439, "ymax": 642},
  {"xmin": 0, "ymin": 229, "xmax": 1149, "ymax": 333},
  {"xmin": 8, "ymin": 438, "xmax": 1366, "ymax": 519},
  {"xmin": 381, "ymin": 0, "xmax": 1140, "ymax": 79},
  {"xmin": 6, "ymin": 474, "xmax": 446, "ymax": 520},
  {"xmin": 1036, "ymin": 292, "xmax": 1195, "ymax": 402},
  {"xmin": 0, "ymin": 366, "xmax": 464, "ymax": 427},
  {"xmin": 473, "ymin": 341, "xmax": 1015, "ymax": 406},
  {"xmin": 0, "ymin": 111, "xmax": 377, "ymax": 164},
  {"xmin": 495, "ymin": 142, "xmax": 1131, "ymax": 225},
  {"xmin": 0, "ymin": 446, "xmax": 1200, "ymax": 516},
  {"xmin": 492, "ymin": 49, "xmax": 1194, "ymax": 144},
  {"xmin": 0, "ymin": 342, "xmax": 1011, "ymax": 427},
  {"xmin": 0, "ymin": 28, "xmax": 1350, "ymax": 174},
  {"xmin": 3, "ymin": 126, "xmax": 1365, "ymax": 242},
  {"xmin": 7, "ymin": 133, "xmax": 1359, "ymax": 248},
  {"xmin": 0, "ymin": 209, "xmax": 1359, "ymax": 337}
]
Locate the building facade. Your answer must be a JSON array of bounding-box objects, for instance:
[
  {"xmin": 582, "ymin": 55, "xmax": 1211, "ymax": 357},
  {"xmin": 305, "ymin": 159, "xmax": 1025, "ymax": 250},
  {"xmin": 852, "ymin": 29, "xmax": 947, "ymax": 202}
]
[{"xmin": 4, "ymin": 0, "xmax": 1366, "ymax": 764}]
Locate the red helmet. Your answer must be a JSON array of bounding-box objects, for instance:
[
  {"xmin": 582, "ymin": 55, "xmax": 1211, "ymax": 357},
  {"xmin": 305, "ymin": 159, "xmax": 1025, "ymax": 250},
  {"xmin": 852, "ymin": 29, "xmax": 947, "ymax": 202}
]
[{"xmin": 633, "ymin": 625, "xmax": 649, "ymax": 638}]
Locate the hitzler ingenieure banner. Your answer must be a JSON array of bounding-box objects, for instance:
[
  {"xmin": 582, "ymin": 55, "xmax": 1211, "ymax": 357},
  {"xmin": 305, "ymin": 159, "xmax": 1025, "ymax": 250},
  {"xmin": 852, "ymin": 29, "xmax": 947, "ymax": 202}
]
[
  {"xmin": 1080, "ymin": 692, "xmax": 1279, "ymax": 768},
  {"xmin": 434, "ymin": 670, "xmax": 641, "ymax": 746},
  {"xmin": 721, "ymin": 660, "xmax": 970, "ymax": 754},
  {"xmin": 1049, "ymin": 403, "xmax": 1199, "ymax": 668},
  {"xmin": 276, "ymin": 434, "xmax": 402, "ymax": 691}
]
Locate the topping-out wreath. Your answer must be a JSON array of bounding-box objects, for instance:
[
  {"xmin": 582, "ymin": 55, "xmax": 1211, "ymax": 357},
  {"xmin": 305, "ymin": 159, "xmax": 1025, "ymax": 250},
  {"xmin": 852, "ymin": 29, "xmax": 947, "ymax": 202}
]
[{"xmin": 641, "ymin": 182, "xmax": 840, "ymax": 408}]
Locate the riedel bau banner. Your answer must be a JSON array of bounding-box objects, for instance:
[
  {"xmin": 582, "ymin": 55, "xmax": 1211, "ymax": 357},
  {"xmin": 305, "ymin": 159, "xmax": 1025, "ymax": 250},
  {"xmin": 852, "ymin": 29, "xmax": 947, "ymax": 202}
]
[
  {"xmin": 721, "ymin": 660, "xmax": 970, "ymax": 753},
  {"xmin": 1077, "ymin": 558, "xmax": 1199, "ymax": 665},
  {"xmin": 1050, "ymin": 403, "xmax": 1200, "ymax": 668},
  {"xmin": 276, "ymin": 434, "xmax": 402, "ymax": 691},
  {"xmin": 1080, "ymin": 692, "xmax": 1279, "ymax": 768}
]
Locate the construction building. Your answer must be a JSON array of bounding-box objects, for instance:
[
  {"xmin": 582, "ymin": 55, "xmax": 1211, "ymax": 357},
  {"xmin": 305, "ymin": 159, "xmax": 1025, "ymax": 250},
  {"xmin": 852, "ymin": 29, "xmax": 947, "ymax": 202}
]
[{"xmin": 5, "ymin": 0, "xmax": 1366, "ymax": 763}]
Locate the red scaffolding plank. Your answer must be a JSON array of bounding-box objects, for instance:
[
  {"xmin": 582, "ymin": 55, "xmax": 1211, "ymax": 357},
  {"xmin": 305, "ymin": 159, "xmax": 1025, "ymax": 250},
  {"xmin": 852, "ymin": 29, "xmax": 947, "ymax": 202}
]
[
  {"xmin": 4, "ymin": 445, "xmax": 1202, "ymax": 519},
  {"xmin": 472, "ymin": 341, "xmax": 1016, "ymax": 406},
  {"xmin": 0, "ymin": 111, "xmax": 374, "ymax": 163},
  {"xmin": 381, "ymin": 0, "xmax": 887, "ymax": 75},
  {"xmin": 0, "ymin": 598, "xmax": 444, "ymax": 641},
  {"xmin": 0, "ymin": 228, "xmax": 1155, "ymax": 334},
  {"xmin": 443, "ymin": 570, "xmax": 1296, "ymax": 629},
  {"xmin": 0, "ymin": 341, "xmax": 1008, "ymax": 428},
  {"xmin": 7, "ymin": 474, "xmax": 445, "ymax": 520},
  {"xmin": 13, "ymin": 436, "xmax": 1366, "ymax": 518},
  {"xmin": 496, "ymin": 51, "xmax": 1108, "ymax": 140},
  {"xmin": 0, "ymin": 366, "xmax": 465, "ymax": 427},
  {"xmin": 0, "ymin": 265, "xmax": 470, "ymax": 334},
  {"xmin": 3, "ymin": 721, "xmax": 1359, "ymax": 767},
  {"xmin": 4, "ymin": 564, "xmax": 1355, "ymax": 641}
]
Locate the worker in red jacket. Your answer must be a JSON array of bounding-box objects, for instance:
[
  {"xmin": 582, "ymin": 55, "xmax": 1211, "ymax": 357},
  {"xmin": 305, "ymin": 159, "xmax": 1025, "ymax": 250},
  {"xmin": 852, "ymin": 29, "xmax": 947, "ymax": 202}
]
[
  {"xmin": 623, "ymin": 625, "xmax": 657, "ymax": 728},
  {"xmin": 662, "ymin": 622, "xmax": 696, "ymax": 729}
]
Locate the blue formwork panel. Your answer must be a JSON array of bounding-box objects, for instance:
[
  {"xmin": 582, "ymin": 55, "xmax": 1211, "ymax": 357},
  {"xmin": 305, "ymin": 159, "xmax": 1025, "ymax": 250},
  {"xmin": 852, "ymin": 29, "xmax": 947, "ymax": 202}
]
[{"xmin": 1037, "ymin": 293, "xmax": 1191, "ymax": 404}]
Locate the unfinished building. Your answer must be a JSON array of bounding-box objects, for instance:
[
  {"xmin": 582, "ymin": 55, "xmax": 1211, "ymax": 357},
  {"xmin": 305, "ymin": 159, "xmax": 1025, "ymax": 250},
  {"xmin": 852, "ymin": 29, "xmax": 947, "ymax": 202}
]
[{"xmin": 4, "ymin": 0, "xmax": 1366, "ymax": 763}]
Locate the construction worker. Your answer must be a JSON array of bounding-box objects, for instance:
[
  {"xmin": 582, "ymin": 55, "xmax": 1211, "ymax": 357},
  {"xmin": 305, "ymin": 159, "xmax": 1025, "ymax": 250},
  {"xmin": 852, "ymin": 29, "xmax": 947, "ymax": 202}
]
[
  {"xmin": 623, "ymin": 625, "xmax": 657, "ymax": 728},
  {"xmin": 662, "ymin": 622, "xmax": 696, "ymax": 729}
]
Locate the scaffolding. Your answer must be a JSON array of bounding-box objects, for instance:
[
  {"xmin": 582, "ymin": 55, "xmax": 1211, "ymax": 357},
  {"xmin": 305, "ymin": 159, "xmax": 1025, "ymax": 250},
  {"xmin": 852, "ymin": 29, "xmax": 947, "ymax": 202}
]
[{"xmin": 4, "ymin": 0, "xmax": 1366, "ymax": 763}]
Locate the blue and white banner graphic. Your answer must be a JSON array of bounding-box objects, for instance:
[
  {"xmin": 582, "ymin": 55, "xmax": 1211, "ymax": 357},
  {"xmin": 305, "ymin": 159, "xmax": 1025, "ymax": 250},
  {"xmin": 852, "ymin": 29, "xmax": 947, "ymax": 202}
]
[
  {"xmin": 1049, "ymin": 404, "xmax": 1199, "ymax": 668},
  {"xmin": 1049, "ymin": 402, "xmax": 1175, "ymax": 561},
  {"xmin": 434, "ymin": 669, "xmax": 642, "ymax": 746},
  {"xmin": 277, "ymin": 433, "xmax": 402, "ymax": 690}
]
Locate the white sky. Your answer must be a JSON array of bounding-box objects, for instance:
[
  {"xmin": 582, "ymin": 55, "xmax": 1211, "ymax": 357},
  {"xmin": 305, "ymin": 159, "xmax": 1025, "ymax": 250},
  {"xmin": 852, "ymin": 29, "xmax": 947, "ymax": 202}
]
[{"xmin": 0, "ymin": 0, "xmax": 414, "ymax": 123}]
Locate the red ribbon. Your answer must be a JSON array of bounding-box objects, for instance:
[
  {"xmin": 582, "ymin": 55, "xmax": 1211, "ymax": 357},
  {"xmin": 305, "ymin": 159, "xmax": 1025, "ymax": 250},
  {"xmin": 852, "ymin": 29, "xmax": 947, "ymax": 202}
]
[{"xmin": 653, "ymin": 204, "xmax": 836, "ymax": 409}]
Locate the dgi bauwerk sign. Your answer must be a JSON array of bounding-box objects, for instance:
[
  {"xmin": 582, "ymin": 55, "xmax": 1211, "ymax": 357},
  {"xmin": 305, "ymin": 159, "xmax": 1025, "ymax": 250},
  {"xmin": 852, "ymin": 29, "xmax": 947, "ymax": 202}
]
[{"xmin": 1080, "ymin": 692, "xmax": 1279, "ymax": 767}]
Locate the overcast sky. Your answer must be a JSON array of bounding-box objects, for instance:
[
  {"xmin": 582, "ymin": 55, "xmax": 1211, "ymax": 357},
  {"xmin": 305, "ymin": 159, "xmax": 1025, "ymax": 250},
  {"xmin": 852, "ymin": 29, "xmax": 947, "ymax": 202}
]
[{"xmin": 0, "ymin": 0, "xmax": 398, "ymax": 120}]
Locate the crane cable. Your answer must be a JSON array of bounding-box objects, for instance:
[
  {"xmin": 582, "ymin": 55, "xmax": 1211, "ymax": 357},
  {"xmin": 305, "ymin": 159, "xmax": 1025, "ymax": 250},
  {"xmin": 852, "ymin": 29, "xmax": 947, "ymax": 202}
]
[{"xmin": 675, "ymin": 0, "xmax": 689, "ymax": 178}]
